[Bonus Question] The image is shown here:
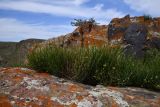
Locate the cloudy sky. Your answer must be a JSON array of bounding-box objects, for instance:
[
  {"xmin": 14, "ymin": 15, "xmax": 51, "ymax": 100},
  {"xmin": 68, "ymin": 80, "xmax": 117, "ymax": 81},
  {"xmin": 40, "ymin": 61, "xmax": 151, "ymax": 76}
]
[{"xmin": 0, "ymin": 0, "xmax": 160, "ymax": 42}]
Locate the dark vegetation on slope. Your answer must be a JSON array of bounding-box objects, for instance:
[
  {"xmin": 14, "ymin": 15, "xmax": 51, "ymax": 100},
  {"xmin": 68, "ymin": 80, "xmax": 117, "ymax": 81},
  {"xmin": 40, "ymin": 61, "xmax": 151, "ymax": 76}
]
[
  {"xmin": 0, "ymin": 39, "xmax": 45, "ymax": 67},
  {"xmin": 27, "ymin": 45, "xmax": 160, "ymax": 90}
]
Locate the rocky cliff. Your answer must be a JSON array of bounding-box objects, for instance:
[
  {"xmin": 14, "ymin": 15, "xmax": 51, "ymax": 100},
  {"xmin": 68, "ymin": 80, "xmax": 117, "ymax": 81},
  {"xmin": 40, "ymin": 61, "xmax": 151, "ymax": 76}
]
[
  {"xmin": 40, "ymin": 15, "xmax": 160, "ymax": 48},
  {"xmin": 0, "ymin": 39, "xmax": 45, "ymax": 67},
  {"xmin": 39, "ymin": 15, "xmax": 160, "ymax": 58},
  {"xmin": 40, "ymin": 24, "xmax": 108, "ymax": 48},
  {"xmin": 0, "ymin": 68, "xmax": 159, "ymax": 107},
  {"xmin": 108, "ymin": 15, "xmax": 160, "ymax": 45},
  {"xmin": 108, "ymin": 15, "xmax": 160, "ymax": 57}
]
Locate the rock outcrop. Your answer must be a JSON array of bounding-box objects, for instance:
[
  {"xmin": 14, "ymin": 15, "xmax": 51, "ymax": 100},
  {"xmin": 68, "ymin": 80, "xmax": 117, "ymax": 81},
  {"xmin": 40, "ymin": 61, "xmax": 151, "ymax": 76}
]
[
  {"xmin": 0, "ymin": 39, "xmax": 45, "ymax": 67},
  {"xmin": 123, "ymin": 23, "xmax": 148, "ymax": 58},
  {"xmin": 40, "ymin": 24, "xmax": 108, "ymax": 48},
  {"xmin": 108, "ymin": 15, "xmax": 160, "ymax": 45},
  {"xmin": 108, "ymin": 15, "xmax": 160, "ymax": 57},
  {"xmin": 0, "ymin": 67, "xmax": 160, "ymax": 107},
  {"xmin": 41, "ymin": 15, "xmax": 160, "ymax": 58},
  {"xmin": 40, "ymin": 15, "xmax": 160, "ymax": 52}
]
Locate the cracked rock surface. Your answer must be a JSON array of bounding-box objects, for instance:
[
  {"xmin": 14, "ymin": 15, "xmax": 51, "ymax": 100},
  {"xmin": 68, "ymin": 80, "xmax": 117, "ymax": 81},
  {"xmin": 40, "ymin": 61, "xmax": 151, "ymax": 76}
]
[{"xmin": 0, "ymin": 67, "xmax": 160, "ymax": 107}]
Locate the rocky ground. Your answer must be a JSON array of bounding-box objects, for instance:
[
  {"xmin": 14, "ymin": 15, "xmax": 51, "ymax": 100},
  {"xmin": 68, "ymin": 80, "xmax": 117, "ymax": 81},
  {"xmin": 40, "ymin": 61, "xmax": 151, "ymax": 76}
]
[{"xmin": 0, "ymin": 67, "xmax": 160, "ymax": 107}]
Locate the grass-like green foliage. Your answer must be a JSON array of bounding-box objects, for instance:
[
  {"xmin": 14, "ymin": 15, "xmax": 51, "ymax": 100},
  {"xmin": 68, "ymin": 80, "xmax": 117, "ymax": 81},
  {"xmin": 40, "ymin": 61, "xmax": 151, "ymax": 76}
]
[
  {"xmin": 27, "ymin": 45, "xmax": 160, "ymax": 90},
  {"xmin": 144, "ymin": 14, "xmax": 152, "ymax": 21}
]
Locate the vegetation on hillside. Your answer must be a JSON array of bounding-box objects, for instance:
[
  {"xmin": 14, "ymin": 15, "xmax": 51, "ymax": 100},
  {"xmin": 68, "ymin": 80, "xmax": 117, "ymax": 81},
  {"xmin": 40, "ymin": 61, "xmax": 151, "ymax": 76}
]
[
  {"xmin": 144, "ymin": 14, "xmax": 153, "ymax": 20},
  {"xmin": 71, "ymin": 18, "xmax": 98, "ymax": 26},
  {"xmin": 27, "ymin": 45, "xmax": 160, "ymax": 90}
]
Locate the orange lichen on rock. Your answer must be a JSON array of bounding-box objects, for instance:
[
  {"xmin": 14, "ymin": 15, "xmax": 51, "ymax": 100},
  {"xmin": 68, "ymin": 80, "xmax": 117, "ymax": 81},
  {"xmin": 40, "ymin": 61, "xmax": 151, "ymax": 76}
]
[
  {"xmin": 0, "ymin": 95, "xmax": 12, "ymax": 107},
  {"xmin": 0, "ymin": 68, "xmax": 160, "ymax": 107},
  {"xmin": 38, "ymin": 24, "xmax": 108, "ymax": 48},
  {"xmin": 108, "ymin": 15, "xmax": 160, "ymax": 45}
]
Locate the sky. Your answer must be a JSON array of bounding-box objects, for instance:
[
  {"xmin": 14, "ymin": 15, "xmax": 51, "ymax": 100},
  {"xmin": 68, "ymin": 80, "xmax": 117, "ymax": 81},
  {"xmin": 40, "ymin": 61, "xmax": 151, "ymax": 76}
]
[{"xmin": 0, "ymin": 0, "xmax": 160, "ymax": 42}]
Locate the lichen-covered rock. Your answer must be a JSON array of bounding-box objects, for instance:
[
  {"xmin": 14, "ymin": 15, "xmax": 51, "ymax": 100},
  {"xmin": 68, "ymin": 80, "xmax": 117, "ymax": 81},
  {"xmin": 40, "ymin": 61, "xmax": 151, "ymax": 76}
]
[
  {"xmin": 148, "ymin": 37, "xmax": 160, "ymax": 49},
  {"xmin": 123, "ymin": 23, "xmax": 148, "ymax": 58},
  {"xmin": 107, "ymin": 15, "xmax": 160, "ymax": 58},
  {"xmin": 35, "ymin": 15, "xmax": 160, "ymax": 52},
  {"xmin": 39, "ymin": 24, "xmax": 108, "ymax": 48},
  {"xmin": 0, "ymin": 67, "xmax": 160, "ymax": 107},
  {"xmin": 108, "ymin": 15, "xmax": 160, "ymax": 46}
]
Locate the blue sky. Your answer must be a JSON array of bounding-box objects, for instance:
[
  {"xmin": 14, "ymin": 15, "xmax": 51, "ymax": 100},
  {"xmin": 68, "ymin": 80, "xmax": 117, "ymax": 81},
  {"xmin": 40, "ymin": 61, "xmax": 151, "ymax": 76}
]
[{"xmin": 0, "ymin": 0, "xmax": 160, "ymax": 42}]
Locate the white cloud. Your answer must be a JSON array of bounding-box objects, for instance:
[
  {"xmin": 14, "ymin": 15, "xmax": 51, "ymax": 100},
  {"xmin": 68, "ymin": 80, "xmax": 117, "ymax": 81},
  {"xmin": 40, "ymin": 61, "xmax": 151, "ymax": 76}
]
[
  {"xmin": 0, "ymin": 0, "xmax": 124, "ymax": 21},
  {"xmin": 0, "ymin": 0, "xmax": 125, "ymax": 41},
  {"xmin": 27, "ymin": 0, "xmax": 89, "ymax": 6},
  {"xmin": 123, "ymin": 0, "xmax": 160, "ymax": 17},
  {"xmin": 93, "ymin": 4, "xmax": 104, "ymax": 11},
  {"xmin": 0, "ymin": 18, "xmax": 74, "ymax": 41}
]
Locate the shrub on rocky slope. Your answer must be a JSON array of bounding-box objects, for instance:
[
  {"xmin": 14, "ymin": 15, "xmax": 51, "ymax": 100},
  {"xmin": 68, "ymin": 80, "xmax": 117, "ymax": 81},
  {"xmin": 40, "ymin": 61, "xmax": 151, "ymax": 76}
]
[{"xmin": 27, "ymin": 45, "xmax": 160, "ymax": 90}]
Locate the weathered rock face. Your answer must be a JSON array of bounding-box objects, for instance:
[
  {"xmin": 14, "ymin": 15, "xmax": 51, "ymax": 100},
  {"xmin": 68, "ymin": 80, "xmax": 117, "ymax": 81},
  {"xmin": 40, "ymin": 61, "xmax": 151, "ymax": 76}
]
[
  {"xmin": 0, "ymin": 39, "xmax": 45, "ymax": 67},
  {"xmin": 73, "ymin": 24, "xmax": 108, "ymax": 47},
  {"xmin": 107, "ymin": 15, "xmax": 160, "ymax": 57},
  {"xmin": 148, "ymin": 37, "xmax": 160, "ymax": 50},
  {"xmin": 108, "ymin": 15, "xmax": 160, "ymax": 45},
  {"xmin": 0, "ymin": 67, "xmax": 160, "ymax": 107},
  {"xmin": 41, "ymin": 15, "xmax": 160, "ymax": 51},
  {"xmin": 41, "ymin": 24, "xmax": 108, "ymax": 48},
  {"xmin": 123, "ymin": 24, "xmax": 148, "ymax": 58}
]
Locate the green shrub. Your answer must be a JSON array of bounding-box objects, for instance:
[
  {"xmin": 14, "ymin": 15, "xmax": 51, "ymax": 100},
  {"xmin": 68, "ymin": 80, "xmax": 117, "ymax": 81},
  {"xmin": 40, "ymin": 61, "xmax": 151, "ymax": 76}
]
[
  {"xmin": 27, "ymin": 45, "xmax": 160, "ymax": 90},
  {"xmin": 144, "ymin": 14, "xmax": 152, "ymax": 20},
  {"xmin": 27, "ymin": 46, "xmax": 76, "ymax": 78}
]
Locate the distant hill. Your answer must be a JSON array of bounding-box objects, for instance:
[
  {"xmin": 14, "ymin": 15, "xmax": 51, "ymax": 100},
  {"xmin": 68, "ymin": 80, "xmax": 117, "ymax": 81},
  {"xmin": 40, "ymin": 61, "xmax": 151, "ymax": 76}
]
[{"xmin": 0, "ymin": 39, "xmax": 45, "ymax": 67}]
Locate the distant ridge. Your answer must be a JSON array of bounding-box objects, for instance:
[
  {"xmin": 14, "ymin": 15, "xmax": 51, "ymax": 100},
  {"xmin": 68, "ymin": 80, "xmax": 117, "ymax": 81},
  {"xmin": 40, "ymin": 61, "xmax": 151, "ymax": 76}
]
[{"xmin": 0, "ymin": 39, "xmax": 45, "ymax": 67}]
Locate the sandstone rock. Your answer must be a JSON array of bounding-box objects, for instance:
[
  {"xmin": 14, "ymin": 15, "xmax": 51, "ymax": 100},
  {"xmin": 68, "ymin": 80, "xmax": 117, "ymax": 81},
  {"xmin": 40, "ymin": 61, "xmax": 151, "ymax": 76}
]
[
  {"xmin": 37, "ymin": 15, "xmax": 160, "ymax": 52},
  {"xmin": 0, "ymin": 67, "xmax": 160, "ymax": 107},
  {"xmin": 39, "ymin": 25, "xmax": 108, "ymax": 48}
]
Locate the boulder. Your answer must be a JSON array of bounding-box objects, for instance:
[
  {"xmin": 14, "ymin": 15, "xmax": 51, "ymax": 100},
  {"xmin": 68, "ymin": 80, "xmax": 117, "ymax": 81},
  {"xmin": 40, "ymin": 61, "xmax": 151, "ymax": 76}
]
[
  {"xmin": 123, "ymin": 24, "xmax": 148, "ymax": 58},
  {"xmin": 0, "ymin": 67, "xmax": 160, "ymax": 107},
  {"xmin": 108, "ymin": 15, "xmax": 160, "ymax": 46},
  {"xmin": 148, "ymin": 37, "xmax": 160, "ymax": 49}
]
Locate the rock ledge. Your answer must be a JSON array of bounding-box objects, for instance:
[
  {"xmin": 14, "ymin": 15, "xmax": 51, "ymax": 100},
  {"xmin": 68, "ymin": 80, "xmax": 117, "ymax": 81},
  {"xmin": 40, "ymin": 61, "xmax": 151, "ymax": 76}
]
[{"xmin": 0, "ymin": 68, "xmax": 159, "ymax": 107}]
